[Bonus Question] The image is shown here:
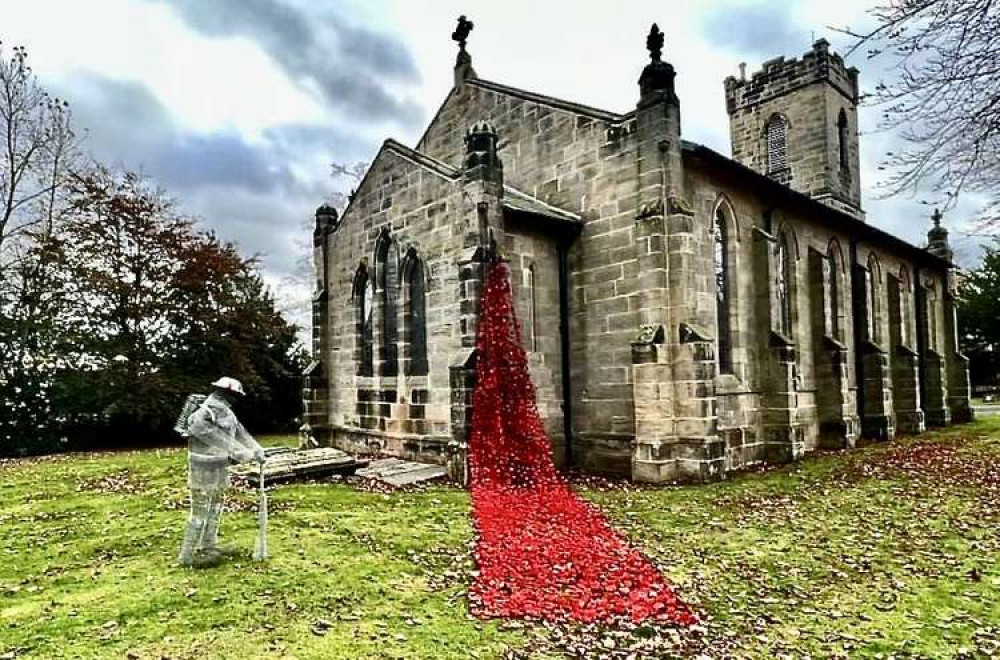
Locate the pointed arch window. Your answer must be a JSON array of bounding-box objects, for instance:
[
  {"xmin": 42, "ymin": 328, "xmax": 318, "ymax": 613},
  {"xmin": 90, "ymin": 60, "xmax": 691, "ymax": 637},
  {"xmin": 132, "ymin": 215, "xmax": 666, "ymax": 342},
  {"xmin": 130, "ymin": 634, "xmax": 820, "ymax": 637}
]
[
  {"xmin": 375, "ymin": 232, "xmax": 399, "ymax": 377},
  {"xmin": 766, "ymin": 115, "xmax": 789, "ymax": 176},
  {"xmin": 825, "ymin": 242, "xmax": 842, "ymax": 340},
  {"xmin": 353, "ymin": 265, "xmax": 374, "ymax": 377},
  {"xmin": 866, "ymin": 255, "xmax": 882, "ymax": 344},
  {"xmin": 714, "ymin": 205, "xmax": 733, "ymax": 374},
  {"xmin": 403, "ymin": 250, "xmax": 429, "ymax": 376},
  {"xmin": 837, "ymin": 109, "xmax": 850, "ymax": 173},
  {"xmin": 525, "ymin": 264, "xmax": 538, "ymax": 352},
  {"xmin": 898, "ymin": 266, "xmax": 912, "ymax": 348},
  {"xmin": 926, "ymin": 284, "xmax": 939, "ymax": 352},
  {"xmin": 776, "ymin": 233, "xmax": 793, "ymax": 337}
]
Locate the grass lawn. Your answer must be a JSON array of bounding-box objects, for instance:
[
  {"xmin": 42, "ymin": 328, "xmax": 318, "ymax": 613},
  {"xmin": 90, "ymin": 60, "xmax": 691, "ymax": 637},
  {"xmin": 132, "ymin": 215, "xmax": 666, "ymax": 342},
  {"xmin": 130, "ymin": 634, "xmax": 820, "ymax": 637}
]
[{"xmin": 2, "ymin": 418, "xmax": 1000, "ymax": 659}]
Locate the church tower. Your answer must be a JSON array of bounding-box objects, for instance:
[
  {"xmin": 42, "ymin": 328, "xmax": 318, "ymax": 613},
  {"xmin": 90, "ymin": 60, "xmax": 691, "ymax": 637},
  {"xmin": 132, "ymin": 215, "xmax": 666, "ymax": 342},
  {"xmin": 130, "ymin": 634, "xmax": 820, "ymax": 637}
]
[{"xmin": 724, "ymin": 39, "xmax": 863, "ymax": 219}]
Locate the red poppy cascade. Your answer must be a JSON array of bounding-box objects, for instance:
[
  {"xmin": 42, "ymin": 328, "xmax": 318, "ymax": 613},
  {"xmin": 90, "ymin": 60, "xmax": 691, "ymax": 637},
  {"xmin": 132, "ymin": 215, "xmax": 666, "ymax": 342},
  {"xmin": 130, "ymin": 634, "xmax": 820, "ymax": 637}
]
[{"xmin": 467, "ymin": 262, "xmax": 697, "ymax": 625}]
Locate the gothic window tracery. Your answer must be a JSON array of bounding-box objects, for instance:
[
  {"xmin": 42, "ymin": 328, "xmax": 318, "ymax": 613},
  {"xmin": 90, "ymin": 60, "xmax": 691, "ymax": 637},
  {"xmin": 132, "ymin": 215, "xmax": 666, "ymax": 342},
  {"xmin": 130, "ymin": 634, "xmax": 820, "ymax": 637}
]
[
  {"xmin": 714, "ymin": 205, "xmax": 733, "ymax": 374},
  {"xmin": 353, "ymin": 265, "xmax": 374, "ymax": 377},
  {"xmin": 926, "ymin": 284, "xmax": 939, "ymax": 352},
  {"xmin": 375, "ymin": 231, "xmax": 399, "ymax": 377},
  {"xmin": 898, "ymin": 266, "xmax": 912, "ymax": 348},
  {"xmin": 403, "ymin": 250, "xmax": 429, "ymax": 376},
  {"xmin": 866, "ymin": 254, "xmax": 882, "ymax": 344},
  {"xmin": 775, "ymin": 232, "xmax": 793, "ymax": 337},
  {"xmin": 824, "ymin": 243, "xmax": 842, "ymax": 340}
]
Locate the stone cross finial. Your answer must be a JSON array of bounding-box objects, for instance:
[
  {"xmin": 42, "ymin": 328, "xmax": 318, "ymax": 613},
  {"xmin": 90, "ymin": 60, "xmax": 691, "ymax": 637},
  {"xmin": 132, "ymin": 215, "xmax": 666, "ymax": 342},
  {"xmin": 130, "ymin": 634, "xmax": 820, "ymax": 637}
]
[
  {"xmin": 932, "ymin": 207, "xmax": 943, "ymax": 227},
  {"xmin": 452, "ymin": 15, "xmax": 474, "ymax": 51},
  {"xmin": 646, "ymin": 23, "xmax": 664, "ymax": 61}
]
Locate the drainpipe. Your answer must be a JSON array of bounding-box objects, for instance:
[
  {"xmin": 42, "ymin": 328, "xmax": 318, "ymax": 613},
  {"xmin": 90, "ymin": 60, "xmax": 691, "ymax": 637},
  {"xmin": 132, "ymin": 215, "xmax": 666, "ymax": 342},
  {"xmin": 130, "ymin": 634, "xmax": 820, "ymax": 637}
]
[
  {"xmin": 914, "ymin": 263, "xmax": 927, "ymax": 413},
  {"xmin": 558, "ymin": 240, "xmax": 574, "ymax": 468}
]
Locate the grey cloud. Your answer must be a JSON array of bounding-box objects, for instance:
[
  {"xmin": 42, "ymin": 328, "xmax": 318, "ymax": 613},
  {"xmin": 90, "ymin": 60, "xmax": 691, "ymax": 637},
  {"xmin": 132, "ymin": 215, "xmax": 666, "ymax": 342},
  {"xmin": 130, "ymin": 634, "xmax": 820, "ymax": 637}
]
[
  {"xmin": 152, "ymin": 132, "xmax": 294, "ymax": 192},
  {"xmin": 58, "ymin": 73, "xmax": 299, "ymax": 195},
  {"xmin": 263, "ymin": 122, "xmax": 371, "ymax": 166},
  {"xmin": 330, "ymin": 16, "xmax": 417, "ymax": 79},
  {"xmin": 150, "ymin": 0, "xmax": 423, "ymax": 127},
  {"xmin": 61, "ymin": 75, "xmax": 174, "ymax": 160},
  {"xmin": 53, "ymin": 73, "xmax": 363, "ymax": 286},
  {"xmin": 700, "ymin": 1, "xmax": 809, "ymax": 60}
]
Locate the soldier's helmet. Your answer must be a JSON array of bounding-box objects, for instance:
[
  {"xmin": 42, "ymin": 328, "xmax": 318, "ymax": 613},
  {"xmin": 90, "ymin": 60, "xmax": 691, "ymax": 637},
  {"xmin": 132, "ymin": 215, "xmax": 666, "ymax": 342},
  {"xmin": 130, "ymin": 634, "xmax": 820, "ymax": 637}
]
[{"xmin": 211, "ymin": 376, "xmax": 246, "ymax": 396}]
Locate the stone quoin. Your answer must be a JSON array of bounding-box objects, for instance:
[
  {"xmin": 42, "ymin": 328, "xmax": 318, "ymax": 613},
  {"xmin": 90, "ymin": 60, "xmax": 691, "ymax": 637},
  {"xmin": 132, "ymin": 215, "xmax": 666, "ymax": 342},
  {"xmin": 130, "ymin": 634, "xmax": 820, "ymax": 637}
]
[{"xmin": 302, "ymin": 18, "xmax": 974, "ymax": 484}]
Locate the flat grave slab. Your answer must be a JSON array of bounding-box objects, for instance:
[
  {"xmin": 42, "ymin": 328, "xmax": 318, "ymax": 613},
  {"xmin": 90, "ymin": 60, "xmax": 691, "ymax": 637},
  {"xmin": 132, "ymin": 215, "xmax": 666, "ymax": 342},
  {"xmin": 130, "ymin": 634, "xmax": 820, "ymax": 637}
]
[
  {"xmin": 231, "ymin": 447, "xmax": 367, "ymax": 486},
  {"xmin": 355, "ymin": 458, "xmax": 449, "ymax": 487}
]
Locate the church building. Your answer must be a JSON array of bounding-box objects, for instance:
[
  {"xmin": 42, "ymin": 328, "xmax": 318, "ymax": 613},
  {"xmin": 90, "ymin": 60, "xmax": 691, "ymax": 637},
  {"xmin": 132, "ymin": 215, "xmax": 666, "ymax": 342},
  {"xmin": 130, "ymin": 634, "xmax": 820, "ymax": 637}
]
[{"xmin": 303, "ymin": 19, "xmax": 973, "ymax": 483}]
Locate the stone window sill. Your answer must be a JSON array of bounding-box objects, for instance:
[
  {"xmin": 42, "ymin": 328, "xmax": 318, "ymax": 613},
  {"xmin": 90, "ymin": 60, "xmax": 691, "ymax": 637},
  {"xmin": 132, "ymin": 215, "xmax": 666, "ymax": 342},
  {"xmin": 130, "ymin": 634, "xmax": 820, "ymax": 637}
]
[
  {"xmin": 861, "ymin": 339, "xmax": 887, "ymax": 355},
  {"xmin": 769, "ymin": 329, "xmax": 795, "ymax": 348},
  {"xmin": 714, "ymin": 372, "xmax": 749, "ymax": 395},
  {"xmin": 823, "ymin": 334, "xmax": 847, "ymax": 351}
]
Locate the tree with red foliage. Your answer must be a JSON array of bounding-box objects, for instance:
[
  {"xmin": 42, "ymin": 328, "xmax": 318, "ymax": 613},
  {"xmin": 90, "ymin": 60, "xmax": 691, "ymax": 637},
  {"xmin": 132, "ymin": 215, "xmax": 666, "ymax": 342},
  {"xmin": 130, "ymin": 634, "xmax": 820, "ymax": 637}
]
[{"xmin": 43, "ymin": 166, "xmax": 304, "ymax": 448}]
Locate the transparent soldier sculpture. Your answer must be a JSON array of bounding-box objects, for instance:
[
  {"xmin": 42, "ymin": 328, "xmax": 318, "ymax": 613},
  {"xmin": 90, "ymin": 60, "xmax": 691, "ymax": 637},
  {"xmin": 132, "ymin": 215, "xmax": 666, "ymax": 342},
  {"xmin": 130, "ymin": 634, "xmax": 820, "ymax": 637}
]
[{"xmin": 175, "ymin": 377, "xmax": 265, "ymax": 568}]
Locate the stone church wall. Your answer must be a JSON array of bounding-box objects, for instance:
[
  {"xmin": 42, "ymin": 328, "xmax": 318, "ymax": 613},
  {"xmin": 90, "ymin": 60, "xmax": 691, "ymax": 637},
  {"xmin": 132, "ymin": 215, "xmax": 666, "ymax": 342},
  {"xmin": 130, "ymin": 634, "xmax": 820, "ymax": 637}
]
[
  {"xmin": 319, "ymin": 148, "xmax": 471, "ymax": 465},
  {"xmin": 308, "ymin": 28, "xmax": 973, "ymax": 483},
  {"xmin": 418, "ymin": 81, "xmax": 645, "ymax": 474},
  {"xmin": 504, "ymin": 217, "xmax": 566, "ymax": 464}
]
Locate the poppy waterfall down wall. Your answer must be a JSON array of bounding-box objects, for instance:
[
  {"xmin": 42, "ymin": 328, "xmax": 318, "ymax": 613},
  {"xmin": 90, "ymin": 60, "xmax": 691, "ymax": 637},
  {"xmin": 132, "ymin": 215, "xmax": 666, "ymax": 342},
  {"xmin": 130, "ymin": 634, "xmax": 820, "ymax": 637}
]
[{"xmin": 466, "ymin": 262, "xmax": 696, "ymax": 625}]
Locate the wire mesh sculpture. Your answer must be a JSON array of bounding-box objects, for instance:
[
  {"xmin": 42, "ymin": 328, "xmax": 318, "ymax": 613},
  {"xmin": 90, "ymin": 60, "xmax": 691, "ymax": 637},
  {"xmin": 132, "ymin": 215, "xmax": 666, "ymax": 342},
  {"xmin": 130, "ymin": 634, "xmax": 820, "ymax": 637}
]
[{"xmin": 175, "ymin": 377, "xmax": 266, "ymax": 568}]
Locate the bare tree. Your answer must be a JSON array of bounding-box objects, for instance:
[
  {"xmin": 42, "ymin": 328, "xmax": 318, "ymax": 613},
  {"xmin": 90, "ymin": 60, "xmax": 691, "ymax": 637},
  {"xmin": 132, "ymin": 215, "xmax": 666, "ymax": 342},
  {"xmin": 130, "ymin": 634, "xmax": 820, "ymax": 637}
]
[
  {"xmin": 0, "ymin": 43, "xmax": 83, "ymax": 452},
  {"xmin": 278, "ymin": 158, "xmax": 366, "ymax": 336},
  {"xmin": 0, "ymin": 43, "xmax": 80, "ymax": 259},
  {"xmin": 837, "ymin": 1, "xmax": 1000, "ymax": 228}
]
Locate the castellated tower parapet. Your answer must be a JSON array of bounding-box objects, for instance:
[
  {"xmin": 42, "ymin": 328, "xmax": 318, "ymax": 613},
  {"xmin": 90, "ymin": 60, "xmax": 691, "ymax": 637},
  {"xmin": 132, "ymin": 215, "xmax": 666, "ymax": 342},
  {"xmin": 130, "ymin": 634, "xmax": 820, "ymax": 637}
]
[{"xmin": 724, "ymin": 39, "xmax": 863, "ymax": 220}]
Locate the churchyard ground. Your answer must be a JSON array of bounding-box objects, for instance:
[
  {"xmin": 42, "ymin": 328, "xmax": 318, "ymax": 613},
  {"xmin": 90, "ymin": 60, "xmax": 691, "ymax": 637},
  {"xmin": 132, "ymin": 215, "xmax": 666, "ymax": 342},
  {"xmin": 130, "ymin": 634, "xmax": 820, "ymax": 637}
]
[{"xmin": 3, "ymin": 417, "xmax": 1000, "ymax": 659}]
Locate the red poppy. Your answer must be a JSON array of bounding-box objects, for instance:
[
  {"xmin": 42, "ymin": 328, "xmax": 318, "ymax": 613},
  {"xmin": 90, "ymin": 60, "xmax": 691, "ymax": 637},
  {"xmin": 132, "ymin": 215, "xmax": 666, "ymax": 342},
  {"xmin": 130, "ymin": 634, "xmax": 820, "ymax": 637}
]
[{"xmin": 467, "ymin": 262, "xmax": 697, "ymax": 626}]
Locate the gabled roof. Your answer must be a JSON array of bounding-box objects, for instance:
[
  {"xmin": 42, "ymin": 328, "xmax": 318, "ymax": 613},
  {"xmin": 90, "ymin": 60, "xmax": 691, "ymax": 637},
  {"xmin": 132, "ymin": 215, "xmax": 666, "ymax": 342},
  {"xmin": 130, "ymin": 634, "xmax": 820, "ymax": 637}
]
[
  {"xmin": 409, "ymin": 75, "xmax": 946, "ymax": 268},
  {"xmin": 468, "ymin": 79, "xmax": 629, "ymax": 123},
  {"xmin": 383, "ymin": 138, "xmax": 459, "ymax": 179},
  {"xmin": 344, "ymin": 138, "xmax": 582, "ymax": 231}
]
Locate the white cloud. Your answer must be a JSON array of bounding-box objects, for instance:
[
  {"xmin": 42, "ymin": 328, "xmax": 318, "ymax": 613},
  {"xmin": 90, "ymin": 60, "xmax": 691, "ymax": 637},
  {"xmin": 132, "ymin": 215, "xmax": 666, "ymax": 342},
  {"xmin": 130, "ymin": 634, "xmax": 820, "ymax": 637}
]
[
  {"xmin": 5, "ymin": 0, "xmax": 324, "ymax": 137},
  {"xmin": 2, "ymin": 0, "xmax": 988, "ymax": 346}
]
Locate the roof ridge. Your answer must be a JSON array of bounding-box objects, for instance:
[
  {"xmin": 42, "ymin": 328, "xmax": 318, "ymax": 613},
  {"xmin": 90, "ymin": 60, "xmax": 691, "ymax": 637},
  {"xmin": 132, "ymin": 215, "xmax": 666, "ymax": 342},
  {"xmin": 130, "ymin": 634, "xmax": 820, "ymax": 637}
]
[
  {"xmin": 383, "ymin": 138, "xmax": 460, "ymax": 180},
  {"xmin": 502, "ymin": 184, "xmax": 581, "ymax": 221},
  {"xmin": 469, "ymin": 78, "xmax": 630, "ymax": 123},
  {"xmin": 680, "ymin": 141, "xmax": 950, "ymax": 268}
]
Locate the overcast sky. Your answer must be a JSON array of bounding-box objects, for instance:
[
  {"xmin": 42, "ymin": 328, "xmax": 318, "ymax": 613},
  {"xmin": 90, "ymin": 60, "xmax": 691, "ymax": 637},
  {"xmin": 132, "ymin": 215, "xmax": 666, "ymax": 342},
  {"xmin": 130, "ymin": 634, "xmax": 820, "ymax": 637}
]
[{"xmin": 3, "ymin": 0, "xmax": 988, "ymax": 327}]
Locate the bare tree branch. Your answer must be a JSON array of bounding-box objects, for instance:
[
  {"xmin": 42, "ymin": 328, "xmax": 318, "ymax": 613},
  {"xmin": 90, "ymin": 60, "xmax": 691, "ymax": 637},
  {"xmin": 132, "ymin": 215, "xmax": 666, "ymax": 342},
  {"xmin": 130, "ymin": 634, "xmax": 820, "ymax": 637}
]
[{"xmin": 833, "ymin": 0, "xmax": 1000, "ymax": 228}]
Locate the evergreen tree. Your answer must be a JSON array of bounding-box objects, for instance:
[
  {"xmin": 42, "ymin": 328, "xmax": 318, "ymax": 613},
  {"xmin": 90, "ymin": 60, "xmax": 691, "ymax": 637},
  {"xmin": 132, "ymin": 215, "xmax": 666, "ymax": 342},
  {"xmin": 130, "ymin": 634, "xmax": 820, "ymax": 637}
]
[{"xmin": 957, "ymin": 239, "xmax": 1000, "ymax": 391}]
